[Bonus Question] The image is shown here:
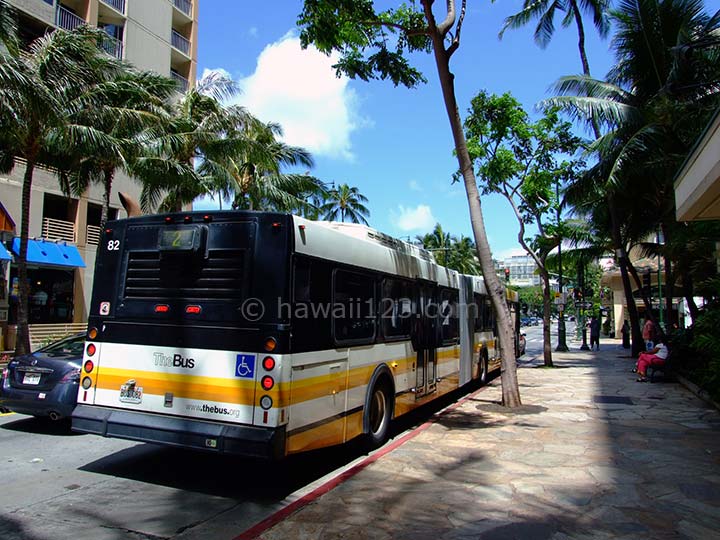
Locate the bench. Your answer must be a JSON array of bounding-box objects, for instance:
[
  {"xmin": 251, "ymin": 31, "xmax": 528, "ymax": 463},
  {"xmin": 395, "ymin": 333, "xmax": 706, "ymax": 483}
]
[
  {"xmin": 648, "ymin": 350, "xmax": 675, "ymax": 383},
  {"xmin": 28, "ymin": 322, "xmax": 87, "ymax": 351}
]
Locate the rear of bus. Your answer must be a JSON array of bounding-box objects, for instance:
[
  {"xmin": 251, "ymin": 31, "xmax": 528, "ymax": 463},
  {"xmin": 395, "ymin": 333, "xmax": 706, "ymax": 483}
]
[{"xmin": 72, "ymin": 211, "xmax": 292, "ymax": 459}]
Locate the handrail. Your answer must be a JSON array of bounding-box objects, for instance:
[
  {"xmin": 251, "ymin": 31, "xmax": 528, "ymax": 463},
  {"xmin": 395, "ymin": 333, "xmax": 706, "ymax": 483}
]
[
  {"xmin": 173, "ymin": 0, "xmax": 192, "ymax": 16},
  {"xmin": 55, "ymin": 5, "xmax": 85, "ymax": 31},
  {"xmin": 99, "ymin": 0, "xmax": 126, "ymax": 14},
  {"xmin": 171, "ymin": 29, "xmax": 190, "ymax": 55}
]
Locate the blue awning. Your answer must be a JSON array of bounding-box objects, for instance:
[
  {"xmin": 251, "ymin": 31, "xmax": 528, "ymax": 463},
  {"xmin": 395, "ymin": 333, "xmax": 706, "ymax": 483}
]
[
  {"xmin": 11, "ymin": 238, "xmax": 86, "ymax": 268},
  {"xmin": 0, "ymin": 242, "xmax": 11, "ymax": 261}
]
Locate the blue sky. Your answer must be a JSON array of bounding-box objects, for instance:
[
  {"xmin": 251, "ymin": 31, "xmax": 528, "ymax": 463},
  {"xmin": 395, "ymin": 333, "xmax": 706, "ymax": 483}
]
[{"xmin": 194, "ymin": 0, "xmax": 617, "ymax": 261}]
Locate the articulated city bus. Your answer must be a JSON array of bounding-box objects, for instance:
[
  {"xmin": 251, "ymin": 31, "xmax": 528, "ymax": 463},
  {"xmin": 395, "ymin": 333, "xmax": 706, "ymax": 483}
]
[{"xmin": 72, "ymin": 211, "xmax": 521, "ymax": 458}]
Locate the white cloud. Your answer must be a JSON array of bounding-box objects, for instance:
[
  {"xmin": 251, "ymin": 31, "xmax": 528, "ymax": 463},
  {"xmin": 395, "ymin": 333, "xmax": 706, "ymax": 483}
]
[
  {"xmin": 228, "ymin": 34, "xmax": 360, "ymax": 160},
  {"xmin": 394, "ymin": 205, "xmax": 436, "ymax": 232}
]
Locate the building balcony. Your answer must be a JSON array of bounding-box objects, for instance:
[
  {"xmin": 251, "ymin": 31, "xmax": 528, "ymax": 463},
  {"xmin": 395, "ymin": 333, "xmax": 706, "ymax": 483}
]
[
  {"xmin": 171, "ymin": 29, "xmax": 190, "ymax": 56},
  {"xmin": 55, "ymin": 5, "xmax": 85, "ymax": 31},
  {"xmin": 42, "ymin": 218, "xmax": 76, "ymax": 243},
  {"xmin": 100, "ymin": 32, "xmax": 123, "ymax": 59},
  {"xmin": 171, "ymin": 70, "xmax": 189, "ymax": 93},
  {"xmin": 172, "ymin": 0, "xmax": 192, "ymax": 17},
  {"xmin": 99, "ymin": 0, "xmax": 125, "ymax": 15}
]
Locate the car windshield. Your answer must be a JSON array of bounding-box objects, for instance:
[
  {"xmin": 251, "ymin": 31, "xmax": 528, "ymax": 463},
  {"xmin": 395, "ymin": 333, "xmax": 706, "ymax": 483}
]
[{"xmin": 39, "ymin": 335, "xmax": 85, "ymax": 356}]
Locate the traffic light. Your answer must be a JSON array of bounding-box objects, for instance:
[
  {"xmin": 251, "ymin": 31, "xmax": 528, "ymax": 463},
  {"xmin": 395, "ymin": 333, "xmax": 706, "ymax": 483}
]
[{"xmin": 504, "ymin": 268, "xmax": 510, "ymax": 282}]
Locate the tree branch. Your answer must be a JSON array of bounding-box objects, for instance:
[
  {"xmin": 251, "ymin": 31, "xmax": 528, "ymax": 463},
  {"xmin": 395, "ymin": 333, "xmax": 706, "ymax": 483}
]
[
  {"xmin": 436, "ymin": 0, "xmax": 457, "ymax": 37},
  {"xmin": 447, "ymin": 0, "xmax": 466, "ymax": 58}
]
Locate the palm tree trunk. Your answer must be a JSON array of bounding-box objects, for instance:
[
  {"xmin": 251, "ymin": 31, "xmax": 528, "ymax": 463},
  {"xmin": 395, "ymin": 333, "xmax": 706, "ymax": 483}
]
[
  {"xmin": 101, "ymin": 167, "xmax": 114, "ymax": 230},
  {"xmin": 607, "ymin": 198, "xmax": 643, "ymax": 356},
  {"xmin": 570, "ymin": 1, "xmax": 592, "ymax": 76},
  {"xmin": 14, "ymin": 158, "xmax": 36, "ymax": 356},
  {"xmin": 625, "ymin": 258, "xmax": 655, "ymax": 319},
  {"xmin": 422, "ymin": 0, "xmax": 521, "ymax": 406}
]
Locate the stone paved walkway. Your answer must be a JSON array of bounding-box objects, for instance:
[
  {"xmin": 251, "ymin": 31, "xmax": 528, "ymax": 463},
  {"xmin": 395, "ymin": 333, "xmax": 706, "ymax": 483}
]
[{"xmin": 256, "ymin": 339, "xmax": 720, "ymax": 540}]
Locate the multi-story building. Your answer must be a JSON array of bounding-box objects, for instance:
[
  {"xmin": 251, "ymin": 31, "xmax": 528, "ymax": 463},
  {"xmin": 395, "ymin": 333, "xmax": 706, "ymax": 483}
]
[
  {"xmin": 496, "ymin": 254, "xmax": 542, "ymax": 287},
  {"xmin": 0, "ymin": 0, "xmax": 199, "ymax": 350}
]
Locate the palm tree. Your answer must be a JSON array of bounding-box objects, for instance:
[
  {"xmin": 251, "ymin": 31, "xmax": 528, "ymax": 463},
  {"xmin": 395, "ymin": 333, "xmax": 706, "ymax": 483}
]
[
  {"xmin": 448, "ymin": 236, "xmax": 481, "ymax": 275},
  {"xmin": 544, "ymin": 0, "xmax": 720, "ymax": 353},
  {"xmin": 321, "ymin": 184, "xmax": 370, "ymax": 224},
  {"xmin": 222, "ymin": 120, "xmax": 320, "ymax": 212},
  {"xmin": 0, "ymin": 27, "xmax": 126, "ymax": 355},
  {"xmin": 416, "ymin": 223, "xmax": 452, "ymax": 266},
  {"xmin": 499, "ymin": 0, "xmax": 610, "ymax": 78},
  {"xmin": 60, "ymin": 70, "xmax": 178, "ymax": 229}
]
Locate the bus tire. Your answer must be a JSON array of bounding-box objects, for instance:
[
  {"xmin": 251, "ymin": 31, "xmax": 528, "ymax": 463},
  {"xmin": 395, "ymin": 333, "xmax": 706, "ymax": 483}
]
[
  {"xmin": 479, "ymin": 352, "xmax": 489, "ymax": 385},
  {"xmin": 363, "ymin": 370, "xmax": 393, "ymax": 449}
]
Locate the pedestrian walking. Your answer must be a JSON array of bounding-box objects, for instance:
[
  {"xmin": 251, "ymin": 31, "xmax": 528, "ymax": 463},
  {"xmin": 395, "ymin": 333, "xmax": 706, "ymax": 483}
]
[{"xmin": 590, "ymin": 315, "xmax": 601, "ymax": 351}]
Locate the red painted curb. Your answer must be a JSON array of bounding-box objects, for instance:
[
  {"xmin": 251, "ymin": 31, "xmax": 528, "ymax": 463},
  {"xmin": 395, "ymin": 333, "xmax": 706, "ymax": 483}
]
[{"xmin": 232, "ymin": 383, "xmax": 488, "ymax": 540}]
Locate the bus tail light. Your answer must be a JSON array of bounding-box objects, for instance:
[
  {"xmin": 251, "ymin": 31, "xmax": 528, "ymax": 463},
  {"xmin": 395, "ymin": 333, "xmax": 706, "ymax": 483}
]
[
  {"xmin": 260, "ymin": 395, "xmax": 273, "ymax": 410},
  {"xmin": 86, "ymin": 344, "xmax": 96, "ymax": 357},
  {"xmin": 81, "ymin": 377, "xmax": 93, "ymax": 390},
  {"xmin": 261, "ymin": 376, "xmax": 274, "ymax": 391},
  {"xmin": 262, "ymin": 356, "xmax": 275, "ymax": 371},
  {"xmin": 84, "ymin": 360, "xmax": 94, "ymax": 373},
  {"xmin": 88, "ymin": 327, "xmax": 98, "ymax": 340},
  {"xmin": 263, "ymin": 337, "xmax": 277, "ymax": 352}
]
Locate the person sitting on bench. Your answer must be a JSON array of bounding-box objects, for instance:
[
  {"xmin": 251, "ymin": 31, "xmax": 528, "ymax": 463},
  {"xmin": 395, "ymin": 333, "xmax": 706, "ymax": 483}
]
[{"xmin": 635, "ymin": 338, "xmax": 669, "ymax": 382}]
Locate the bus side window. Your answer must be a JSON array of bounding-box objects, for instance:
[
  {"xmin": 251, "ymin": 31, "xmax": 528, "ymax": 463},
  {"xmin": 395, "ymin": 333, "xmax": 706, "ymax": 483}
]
[
  {"xmin": 333, "ymin": 270, "xmax": 376, "ymax": 344},
  {"xmin": 381, "ymin": 278, "xmax": 412, "ymax": 340},
  {"xmin": 440, "ymin": 288, "xmax": 459, "ymax": 344},
  {"xmin": 484, "ymin": 298, "xmax": 494, "ymax": 331},
  {"xmin": 292, "ymin": 256, "xmax": 332, "ymax": 352},
  {"xmin": 473, "ymin": 294, "xmax": 484, "ymax": 331}
]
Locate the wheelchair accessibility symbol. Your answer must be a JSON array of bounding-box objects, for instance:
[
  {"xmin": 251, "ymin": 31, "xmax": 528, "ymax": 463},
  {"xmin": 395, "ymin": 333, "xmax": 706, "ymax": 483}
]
[{"xmin": 235, "ymin": 355, "xmax": 256, "ymax": 378}]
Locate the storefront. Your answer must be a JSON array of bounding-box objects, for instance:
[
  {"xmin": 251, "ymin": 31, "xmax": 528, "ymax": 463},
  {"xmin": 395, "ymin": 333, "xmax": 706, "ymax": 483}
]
[{"xmin": 6, "ymin": 238, "xmax": 86, "ymax": 325}]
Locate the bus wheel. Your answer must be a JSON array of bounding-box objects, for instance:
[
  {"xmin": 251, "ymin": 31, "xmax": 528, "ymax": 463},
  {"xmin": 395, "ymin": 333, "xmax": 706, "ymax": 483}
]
[
  {"xmin": 479, "ymin": 353, "xmax": 489, "ymax": 385},
  {"xmin": 366, "ymin": 382, "xmax": 391, "ymax": 448}
]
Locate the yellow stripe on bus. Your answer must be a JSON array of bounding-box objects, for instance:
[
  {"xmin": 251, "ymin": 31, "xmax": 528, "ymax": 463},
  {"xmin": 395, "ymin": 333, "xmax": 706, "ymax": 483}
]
[
  {"xmin": 95, "ymin": 369, "xmax": 262, "ymax": 405},
  {"xmin": 287, "ymin": 410, "xmax": 363, "ymax": 454}
]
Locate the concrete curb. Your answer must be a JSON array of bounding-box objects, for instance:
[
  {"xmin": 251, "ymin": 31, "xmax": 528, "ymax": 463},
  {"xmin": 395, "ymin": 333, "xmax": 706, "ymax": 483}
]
[{"xmin": 676, "ymin": 373, "xmax": 720, "ymax": 411}]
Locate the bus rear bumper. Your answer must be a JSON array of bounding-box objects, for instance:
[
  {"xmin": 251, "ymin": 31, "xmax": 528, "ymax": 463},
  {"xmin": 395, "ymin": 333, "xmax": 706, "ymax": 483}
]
[{"xmin": 72, "ymin": 405, "xmax": 286, "ymax": 459}]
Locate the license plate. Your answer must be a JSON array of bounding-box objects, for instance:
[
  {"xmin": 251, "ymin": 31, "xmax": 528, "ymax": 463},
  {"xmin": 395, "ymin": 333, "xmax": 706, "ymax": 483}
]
[
  {"xmin": 119, "ymin": 385, "xmax": 143, "ymax": 404},
  {"xmin": 23, "ymin": 373, "xmax": 41, "ymax": 385}
]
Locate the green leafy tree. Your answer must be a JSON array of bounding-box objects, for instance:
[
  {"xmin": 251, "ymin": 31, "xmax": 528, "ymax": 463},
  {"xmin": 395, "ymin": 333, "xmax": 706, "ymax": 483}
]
[
  {"xmin": 297, "ymin": 0, "xmax": 522, "ymax": 406},
  {"xmin": 0, "ymin": 27, "xmax": 127, "ymax": 355},
  {"xmin": 321, "ymin": 183, "xmax": 370, "ymax": 224},
  {"xmin": 463, "ymin": 91, "xmax": 583, "ymax": 366}
]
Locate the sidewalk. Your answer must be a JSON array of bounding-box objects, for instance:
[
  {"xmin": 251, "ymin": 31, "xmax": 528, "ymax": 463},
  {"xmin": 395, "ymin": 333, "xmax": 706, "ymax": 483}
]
[{"xmin": 252, "ymin": 339, "xmax": 720, "ymax": 540}]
